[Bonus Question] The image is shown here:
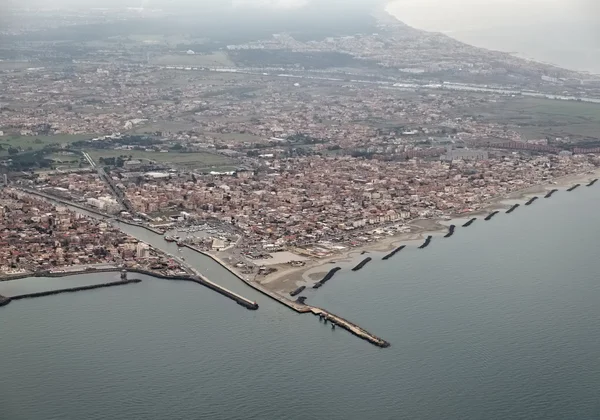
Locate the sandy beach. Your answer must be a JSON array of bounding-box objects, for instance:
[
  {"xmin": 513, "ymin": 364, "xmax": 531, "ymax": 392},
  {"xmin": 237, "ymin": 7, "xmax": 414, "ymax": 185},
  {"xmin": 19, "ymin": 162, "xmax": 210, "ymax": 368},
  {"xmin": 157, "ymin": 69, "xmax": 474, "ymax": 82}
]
[{"xmin": 221, "ymin": 167, "xmax": 600, "ymax": 295}]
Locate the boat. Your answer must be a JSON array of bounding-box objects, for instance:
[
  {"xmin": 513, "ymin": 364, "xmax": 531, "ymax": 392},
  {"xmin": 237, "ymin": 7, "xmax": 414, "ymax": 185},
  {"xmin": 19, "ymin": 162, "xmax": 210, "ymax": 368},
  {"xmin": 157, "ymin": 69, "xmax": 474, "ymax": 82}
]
[{"xmin": 165, "ymin": 236, "xmax": 176, "ymax": 242}]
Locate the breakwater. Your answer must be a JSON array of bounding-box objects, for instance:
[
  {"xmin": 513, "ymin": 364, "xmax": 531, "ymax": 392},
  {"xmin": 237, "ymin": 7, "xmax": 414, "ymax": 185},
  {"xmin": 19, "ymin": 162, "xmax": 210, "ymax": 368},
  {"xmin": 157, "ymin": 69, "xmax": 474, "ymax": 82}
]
[
  {"xmin": 290, "ymin": 286, "xmax": 306, "ymax": 297},
  {"xmin": 567, "ymin": 184, "xmax": 581, "ymax": 192},
  {"xmin": 587, "ymin": 179, "xmax": 598, "ymax": 187},
  {"xmin": 485, "ymin": 211, "xmax": 500, "ymax": 221},
  {"xmin": 506, "ymin": 204, "xmax": 520, "ymax": 214},
  {"xmin": 351, "ymin": 257, "xmax": 372, "ymax": 272},
  {"xmin": 418, "ymin": 235, "xmax": 433, "ymax": 249},
  {"xmin": 444, "ymin": 225, "xmax": 456, "ymax": 238},
  {"xmin": 382, "ymin": 245, "xmax": 406, "ymax": 261},
  {"xmin": 525, "ymin": 196, "xmax": 539, "ymax": 206},
  {"xmin": 0, "ymin": 279, "xmax": 141, "ymax": 309},
  {"xmin": 462, "ymin": 218, "xmax": 477, "ymax": 227},
  {"xmin": 186, "ymin": 248, "xmax": 391, "ymax": 348},
  {"xmin": 313, "ymin": 267, "xmax": 342, "ymax": 289},
  {"xmin": 545, "ymin": 189, "xmax": 559, "ymax": 198}
]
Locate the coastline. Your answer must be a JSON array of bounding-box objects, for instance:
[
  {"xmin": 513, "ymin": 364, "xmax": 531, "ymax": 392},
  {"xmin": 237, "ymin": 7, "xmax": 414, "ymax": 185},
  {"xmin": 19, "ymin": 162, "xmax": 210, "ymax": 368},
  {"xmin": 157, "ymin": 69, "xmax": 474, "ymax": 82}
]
[{"xmin": 245, "ymin": 167, "xmax": 600, "ymax": 294}]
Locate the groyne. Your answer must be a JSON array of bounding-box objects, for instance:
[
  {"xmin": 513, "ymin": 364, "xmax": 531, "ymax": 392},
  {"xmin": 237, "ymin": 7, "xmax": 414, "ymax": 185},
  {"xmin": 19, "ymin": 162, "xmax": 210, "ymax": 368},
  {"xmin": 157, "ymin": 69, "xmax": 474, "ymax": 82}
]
[
  {"xmin": 525, "ymin": 196, "xmax": 539, "ymax": 206},
  {"xmin": 444, "ymin": 225, "xmax": 456, "ymax": 238},
  {"xmin": 545, "ymin": 189, "xmax": 559, "ymax": 198},
  {"xmin": 418, "ymin": 235, "xmax": 433, "ymax": 249},
  {"xmin": 188, "ymin": 248, "xmax": 391, "ymax": 348},
  {"xmin": 462, "ymin": 218, "xmax": 477, "ymax": 227},
  {"xmin": 587, "ymin": 179, "xmax": 598, "ymax": 187},
  {"xmin": 0, "ymin": 279, "xmax": 141, "ymax": 308},
  {"xmin": 312, "ymin": 267, "xmax": 342, "ymax": 289},
  {"xmin": 382, "ymin": 245, "xmax": 406, "ymax": 261},
  {"xmin": 290, "ymin": 286, "xmax": 306, "ymax": 297},
  {"xmin": 351, "ymin": 257, "xmax": 372, "ymax": 272},
  {"xmin": 567, "ymin": 184, "xmax": 581, "ymax": 192},
  {"xmin": 484, "ymin": 211, "xmax": 500, "ymax": 221},
  {"xmin": 506, "ymin": 204, "xmax": 520, "ymax": 214}
]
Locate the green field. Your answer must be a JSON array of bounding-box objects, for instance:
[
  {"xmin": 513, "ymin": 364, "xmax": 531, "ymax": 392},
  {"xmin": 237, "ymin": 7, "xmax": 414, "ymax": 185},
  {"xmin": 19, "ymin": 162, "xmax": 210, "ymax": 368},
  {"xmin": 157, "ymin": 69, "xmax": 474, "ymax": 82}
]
[
  {"xmin": 0, "ymin": 134, "xmax": 95, "ymax": 155},
  {"xmin": 86, "ymin": 149, "xmax": 237, "ymax": 171},
  {"xmin": 478, "ymin": 98, "xmax": 600, "ymax": 141}
]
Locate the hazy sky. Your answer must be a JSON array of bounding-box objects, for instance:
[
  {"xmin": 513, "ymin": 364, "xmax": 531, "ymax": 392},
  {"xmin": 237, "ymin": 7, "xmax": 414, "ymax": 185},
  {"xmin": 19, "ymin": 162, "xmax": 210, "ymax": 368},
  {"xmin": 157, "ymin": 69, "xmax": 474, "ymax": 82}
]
[{"xmin": 387, "ymin": 0, "xmax": 598, "ymax": 32}]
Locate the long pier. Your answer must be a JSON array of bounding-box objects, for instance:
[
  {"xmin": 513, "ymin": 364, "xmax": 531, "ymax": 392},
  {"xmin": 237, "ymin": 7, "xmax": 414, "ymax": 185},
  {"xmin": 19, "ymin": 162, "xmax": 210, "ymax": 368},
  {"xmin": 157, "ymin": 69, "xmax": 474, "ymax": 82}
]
[
  {"xmin": 0, "ymin": 279, "xmax": 141, "ymax": 308},
  {"xmin": 196, "ymin": 250, "xmax": 391, "ymax": 348}
]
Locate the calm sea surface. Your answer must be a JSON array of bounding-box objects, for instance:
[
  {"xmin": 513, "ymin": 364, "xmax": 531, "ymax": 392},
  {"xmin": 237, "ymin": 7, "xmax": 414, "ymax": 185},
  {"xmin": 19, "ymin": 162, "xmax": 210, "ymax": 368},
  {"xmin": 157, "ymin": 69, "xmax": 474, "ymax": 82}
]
[{"xmin": 1, "ymin": 185, "xmax": 600, "ymax": 420}]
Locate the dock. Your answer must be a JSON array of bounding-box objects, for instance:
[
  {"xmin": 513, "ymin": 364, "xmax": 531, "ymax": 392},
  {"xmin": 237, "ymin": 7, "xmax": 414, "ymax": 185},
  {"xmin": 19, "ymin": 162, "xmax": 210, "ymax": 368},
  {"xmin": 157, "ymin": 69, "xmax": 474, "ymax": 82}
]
[
  {"xmin": 545, "ymin": 189, "xmax": 558, "ymax": 198},
  {"xmin": 567, "ymin": 184, "xmax": 581, "ymax": 192},
  {"xmin": 587, "ymin": 179, "xmax": 598, "ymax": 187}
]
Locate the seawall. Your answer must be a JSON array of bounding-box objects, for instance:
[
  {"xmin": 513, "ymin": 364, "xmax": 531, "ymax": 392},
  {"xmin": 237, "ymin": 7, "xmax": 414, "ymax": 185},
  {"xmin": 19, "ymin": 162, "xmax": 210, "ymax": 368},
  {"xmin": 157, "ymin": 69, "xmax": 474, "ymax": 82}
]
[{"xmin": 0, "ymin": 279, "xmax": 141, "ymax": 308}]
